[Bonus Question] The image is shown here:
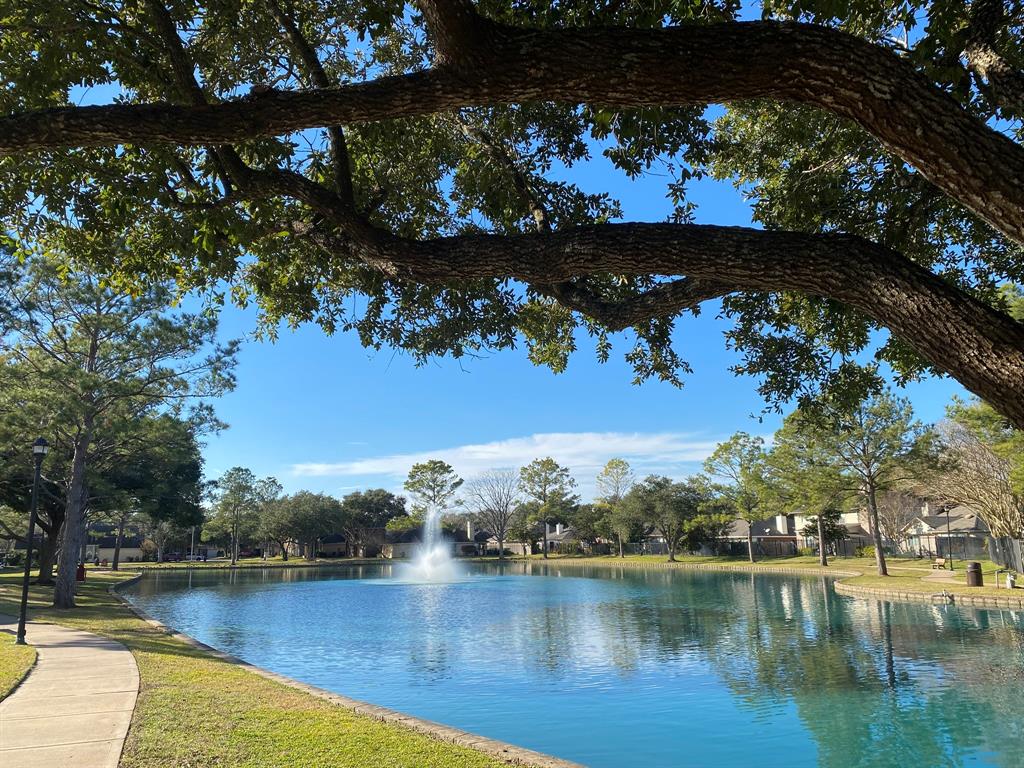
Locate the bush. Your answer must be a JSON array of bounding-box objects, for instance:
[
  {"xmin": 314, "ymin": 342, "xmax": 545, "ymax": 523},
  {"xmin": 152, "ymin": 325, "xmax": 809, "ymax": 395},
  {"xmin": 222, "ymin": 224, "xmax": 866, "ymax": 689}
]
[
  {"xmin": 856, "ymin": 545, "xmax": 875, "ymax": 558},
  {"xmin": 3, "ymin": 551, "xmax": 24, "ymax": 567},
  {"xmin": 798, "ymin": 547, "xmax": 815, "ymax": 557}
]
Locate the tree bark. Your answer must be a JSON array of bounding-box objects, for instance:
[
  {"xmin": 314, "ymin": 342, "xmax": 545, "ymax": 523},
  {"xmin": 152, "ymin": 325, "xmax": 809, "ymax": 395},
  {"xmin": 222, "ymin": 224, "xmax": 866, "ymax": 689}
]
[
  {"xmin": 866, "ymin": 484, "xmax": 889, "ymax": 577},
  {"xmin": 36, "ymin": 533, "xmax": 57, "ymax": 585},
  {"xmin": 230, "ymin": 513, "xmax": 239, "ymax": 565},
  {"xmin": 746, "ymin": 523, "xmax": 756, "ymax": 564},
  {"xmin": 817, "ymin": 514, "xmax": 828, "ymax": 567},
  {"xmin": 54, "ymin": 428, "xmax": 92, "ymax": 608},
  {"xmin": 80, "ymin": 517, "xmax": 90, "ymax": 564},
  {"xmin": 112, "ymin": 513, "xmax": 126, "ymax": 571},
  {"xmin": 497, "ymin": 536, "xmax": 505, "ymax": 561}
]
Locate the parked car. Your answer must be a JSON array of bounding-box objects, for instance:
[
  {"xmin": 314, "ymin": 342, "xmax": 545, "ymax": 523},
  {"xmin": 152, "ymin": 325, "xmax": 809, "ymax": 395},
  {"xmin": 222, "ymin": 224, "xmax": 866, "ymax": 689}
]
[{"xmin": 162, "ymin": 552, "xmax": 183, "ymax": 562}]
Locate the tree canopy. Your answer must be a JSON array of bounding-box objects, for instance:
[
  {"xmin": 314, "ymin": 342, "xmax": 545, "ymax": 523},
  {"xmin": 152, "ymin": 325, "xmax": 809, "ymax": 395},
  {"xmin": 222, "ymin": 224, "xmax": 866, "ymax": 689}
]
[
  {"xmin": 703, "ymin": 432, "xmax": 768, "ymax": 562},
  {"xmin": 0, "ymin": 252, "xmax": 234, "ymax": 605},
  {"xmin": 403, "ymin": 459, "xmax": 462, "ymax": 514},
  {"xmin": 2, "ymin": 0, "xmax": 1023, "ymax": 425}
]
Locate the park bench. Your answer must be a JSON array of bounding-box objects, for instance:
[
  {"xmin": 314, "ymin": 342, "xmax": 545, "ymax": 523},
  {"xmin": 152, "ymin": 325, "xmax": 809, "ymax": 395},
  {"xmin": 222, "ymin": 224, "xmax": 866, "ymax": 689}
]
[{"xmin": 932, "ymin": 558, "xmax": 947, "ymax": 570}]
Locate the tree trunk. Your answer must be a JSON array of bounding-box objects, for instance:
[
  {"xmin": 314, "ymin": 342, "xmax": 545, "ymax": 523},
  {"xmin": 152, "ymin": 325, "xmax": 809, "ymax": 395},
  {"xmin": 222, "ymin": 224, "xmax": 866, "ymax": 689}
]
[
  {"xmin": 817, "ymin": 514, "xmax": 828, "ymax": 567},
  {"xmin": 746, "ymin": 523, "xmax": 756, "ymax": 564},
  {"xmin": 231, "ymin": 516, "xmax": 238, "ymax": 565},
  {"xmin": 617, "ymin": 534, "xmax": 624, "ymax": 558},
  {"xmin": 54, "ymin": 430, "xmax": 91, "ymax": 608},
  {"xmin": 667, "ymin": 537, "xmax": 676, "ymax": 562},
  {"xmin": 866, "ymin": 485, "xmax": 888, "ymax": 576},
  {"xmin": 542, "ymin": 523, "xmax": 548, "ymax": 558},
  {"xmin": 36, "ymin": 533, "xmax": 57, "ymax": 585},
  {"xmin": 280, "ymin": 541, "xmax": 288, "ymax": 561},
  {"xmin": 112, "ymin": 513, "xmax": 126, "ymax": 571},
  {"xmin": 497, "ymin": 536, "xmax": 505, "ymax": 561},
  {"xmin": 79, "ymin": 516, "xmax": 90, "ymax": 564}
]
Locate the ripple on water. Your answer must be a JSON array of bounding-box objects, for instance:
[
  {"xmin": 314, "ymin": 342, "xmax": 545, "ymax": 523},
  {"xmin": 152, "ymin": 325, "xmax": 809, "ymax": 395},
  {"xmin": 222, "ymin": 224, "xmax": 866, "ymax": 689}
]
[{"xmin": 125, "ymin": 563, "xmax": 1024, "ymax": 768}]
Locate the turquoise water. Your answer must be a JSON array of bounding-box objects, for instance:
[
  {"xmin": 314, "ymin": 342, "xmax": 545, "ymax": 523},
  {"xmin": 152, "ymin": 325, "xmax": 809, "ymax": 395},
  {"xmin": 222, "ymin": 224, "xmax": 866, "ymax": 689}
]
[{"xmin": 125, "ymin": 563, "xmax": 1024, "ymax": 767}]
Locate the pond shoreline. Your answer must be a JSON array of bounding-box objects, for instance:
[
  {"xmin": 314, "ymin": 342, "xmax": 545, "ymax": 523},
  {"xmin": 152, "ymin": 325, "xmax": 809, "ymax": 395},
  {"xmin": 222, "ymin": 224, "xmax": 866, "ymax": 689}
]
[
  {"xmin": 110, "ymin": 573, "xmax": 583, "ymax": 768},
  {"xmin": 114, "ymin": 555, "xmax": 1024, "ymax": 610}
]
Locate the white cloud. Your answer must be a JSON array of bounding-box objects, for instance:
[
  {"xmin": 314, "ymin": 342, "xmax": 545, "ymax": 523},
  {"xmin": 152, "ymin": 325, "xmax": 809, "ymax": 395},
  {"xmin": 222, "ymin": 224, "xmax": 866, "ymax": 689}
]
[{"xmin": 291, "ymin": 431, "xmax": 723, "ymax": 499}]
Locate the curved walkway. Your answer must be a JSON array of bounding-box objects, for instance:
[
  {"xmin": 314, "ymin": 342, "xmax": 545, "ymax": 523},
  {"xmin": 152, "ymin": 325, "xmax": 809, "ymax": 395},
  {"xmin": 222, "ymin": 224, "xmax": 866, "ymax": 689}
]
[{"xmin": 0, "ymin": 614, "xmax": 138, "ymax": 768}]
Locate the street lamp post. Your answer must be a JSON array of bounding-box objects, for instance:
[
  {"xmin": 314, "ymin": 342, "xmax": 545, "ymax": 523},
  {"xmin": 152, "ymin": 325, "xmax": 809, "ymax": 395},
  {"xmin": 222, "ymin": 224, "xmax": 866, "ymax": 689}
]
[{"xmin": 16, "ymin": 438, "xmax": 49, "ymax": 646}]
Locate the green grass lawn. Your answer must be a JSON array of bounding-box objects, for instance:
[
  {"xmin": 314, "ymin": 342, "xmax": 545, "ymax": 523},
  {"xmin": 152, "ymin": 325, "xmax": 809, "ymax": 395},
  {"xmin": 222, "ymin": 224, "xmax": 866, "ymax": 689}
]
[
  {"xmin": 0, "ymin": 626, "xmax": 36, "ymax": 700},
  {"xmin": 522, "ymin": 553, "xmax": 1022, "ymax": 598},
  {"xmin": 0, "ymin": 569, "xmax": 507, "ymax": 768}
]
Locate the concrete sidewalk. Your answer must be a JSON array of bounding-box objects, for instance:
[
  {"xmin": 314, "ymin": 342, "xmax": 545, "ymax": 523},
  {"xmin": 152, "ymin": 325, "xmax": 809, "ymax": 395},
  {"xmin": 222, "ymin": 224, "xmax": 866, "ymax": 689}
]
[{"xmin": 0, "ymin": 614, "xmax": 138, "ymax": 768}]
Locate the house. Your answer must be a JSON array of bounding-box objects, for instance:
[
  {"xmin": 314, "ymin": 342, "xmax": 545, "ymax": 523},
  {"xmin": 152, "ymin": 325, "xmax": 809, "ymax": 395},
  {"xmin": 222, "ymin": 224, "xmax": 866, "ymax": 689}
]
[
  {"xmin": 384, "ymin": 520, "xmax": 492, "ymax": 558},
  {"xmin": 318, "ymin": 533, "xmax": 349, "ymax": 557},
  {"xmin": 725, "ymin": 515, "xmax": 799, "ymax": 557},
  {"xmin": 484, "ymin": 535, "xmax": 531, "ymax": 556},
  {"xmin": 542, "ymin": 522, "xmax": 571, "ymax": 553},
  {"xmin": 902, "ymin": 505, "xmax": 990, "ymax": 559},
  {"xmin": 84, "ymin": 523, "xmax": 147, "ymax": 563}
]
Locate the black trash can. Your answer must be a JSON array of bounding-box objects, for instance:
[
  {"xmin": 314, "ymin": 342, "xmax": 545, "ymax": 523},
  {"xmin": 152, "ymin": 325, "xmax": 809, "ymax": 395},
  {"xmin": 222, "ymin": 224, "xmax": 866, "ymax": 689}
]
[{"xmin": 966, "ymin": 561, "xmax": 984, "ymax": 587}]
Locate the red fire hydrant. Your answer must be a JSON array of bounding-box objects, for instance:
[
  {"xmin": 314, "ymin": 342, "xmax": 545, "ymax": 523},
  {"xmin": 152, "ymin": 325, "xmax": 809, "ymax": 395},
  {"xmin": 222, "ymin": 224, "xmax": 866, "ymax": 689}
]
[{"xmin": 76, "ymin": 563, "xmax": 86, "ymax": 582}]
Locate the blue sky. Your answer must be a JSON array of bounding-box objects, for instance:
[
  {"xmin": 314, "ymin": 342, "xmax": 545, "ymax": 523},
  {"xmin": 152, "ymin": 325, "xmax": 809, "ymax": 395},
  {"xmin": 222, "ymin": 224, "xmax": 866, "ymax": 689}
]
[{"xmin": 199, "ymin": 148, "xmax": 965, "ymax": 501}]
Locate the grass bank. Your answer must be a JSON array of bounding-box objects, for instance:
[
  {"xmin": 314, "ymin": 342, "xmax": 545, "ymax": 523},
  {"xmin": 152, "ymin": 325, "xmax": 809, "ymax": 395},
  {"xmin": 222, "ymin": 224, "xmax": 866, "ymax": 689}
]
[
  {"xmin": 513, "ymin": 553, "xmax": 1021, "ymax": 598},
  {"xmin": 104, "ymin": 552, "xmax": 1024, "ymax": 601},
  {"xmin": 0, "ymin": 568, "xmax": 512, "ymax": 768},
  {"xmin": 0, "ymin": 627, "xmax": 36, "ymax": 700},
  {"xmin": 104, "ymin": 555, "xmax": 384, "ymax": 571}
]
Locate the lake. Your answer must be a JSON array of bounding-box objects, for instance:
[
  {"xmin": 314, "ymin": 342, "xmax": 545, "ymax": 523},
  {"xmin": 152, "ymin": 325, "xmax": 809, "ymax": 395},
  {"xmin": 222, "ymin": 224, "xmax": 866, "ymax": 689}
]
[{"xmin": 124, "ymin": 563, "xmax": 1024, "ymax": 767}]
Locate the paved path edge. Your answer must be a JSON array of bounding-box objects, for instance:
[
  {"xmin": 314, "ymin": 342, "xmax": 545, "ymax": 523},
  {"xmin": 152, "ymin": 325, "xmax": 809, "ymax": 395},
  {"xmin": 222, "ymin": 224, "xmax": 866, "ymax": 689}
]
[{"xmin": 0, "ymin": 612, "xmax": 138, "ymax": 768}]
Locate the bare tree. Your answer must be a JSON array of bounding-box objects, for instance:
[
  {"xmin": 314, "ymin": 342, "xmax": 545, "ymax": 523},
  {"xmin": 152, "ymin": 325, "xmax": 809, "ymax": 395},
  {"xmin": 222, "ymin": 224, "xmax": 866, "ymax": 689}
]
[
  {"xmin": 466, "ymin": 469, "xmax": 522, "ymax": 560},
  {"xmin": 932, "ymin": 421, "xmax": 1024, "ymax": 538},
  {"xmin": 874, "ymin": 491, "xmax": 923, "ymax": 553}
]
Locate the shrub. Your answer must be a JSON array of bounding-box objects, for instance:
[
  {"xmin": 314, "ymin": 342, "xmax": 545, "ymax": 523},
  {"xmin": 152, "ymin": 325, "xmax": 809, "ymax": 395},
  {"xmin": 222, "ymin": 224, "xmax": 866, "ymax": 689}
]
[
  {"xmin": 856, "ymin": 545, "xmax": 876, "ymax": 558},
  {"xmin": 3, "ymin": 551, "xmax": 24, "ymax": 567},
  {"xmin": 798, "ymin": 547, "xmax": 815, "ymax": 557}
]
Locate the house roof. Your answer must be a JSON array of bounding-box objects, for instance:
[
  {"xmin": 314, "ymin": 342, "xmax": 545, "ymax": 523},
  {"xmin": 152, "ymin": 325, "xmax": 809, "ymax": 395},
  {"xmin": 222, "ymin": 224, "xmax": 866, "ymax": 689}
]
[
  {"xmin": 547, "ymin": 526, "xmax": 578, "ymax": 542},
  {"xmin": 93, "ymin": 535, "xmax": 144, "ymax": 548},
  {"xmin": 903, "ymin": 509, "xmax": 990, "ymax": 534},
  {"xmin": 844, "ymin": 523, "xmax": 872, "ymax": 537},
  {"xmin": 727, "ymin": 518, "xmax": 790, "ymax": 539},
  {"xmin": 386, "ymin": 528, "xmax": 490, "ymax": 544}
]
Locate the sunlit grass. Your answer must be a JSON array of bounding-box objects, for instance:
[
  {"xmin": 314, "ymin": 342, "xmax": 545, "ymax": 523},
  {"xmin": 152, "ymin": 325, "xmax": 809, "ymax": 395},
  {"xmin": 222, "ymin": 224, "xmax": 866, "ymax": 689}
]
[
  {"xmin": 517, "ymin": 552, "xmax": 1020, "ymax": 597},
  {"xmin": 0, "ymin": 628, "xmax": 36, "ymax": 700}
]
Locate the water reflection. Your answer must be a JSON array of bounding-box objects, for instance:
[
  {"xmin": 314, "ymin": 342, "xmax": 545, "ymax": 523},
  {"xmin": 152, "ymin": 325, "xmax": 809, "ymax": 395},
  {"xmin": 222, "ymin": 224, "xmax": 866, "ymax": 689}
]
[{"xmin": 126, "ymin": 564, "xmax": 1024, "ymax": 768}]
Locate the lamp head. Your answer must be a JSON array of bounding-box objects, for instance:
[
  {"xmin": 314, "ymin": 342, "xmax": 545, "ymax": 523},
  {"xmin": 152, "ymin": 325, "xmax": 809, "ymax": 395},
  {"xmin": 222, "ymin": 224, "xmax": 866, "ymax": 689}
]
[{"xmin": 32, "ymin": 437, "xmax": 49, "ymax": 458}]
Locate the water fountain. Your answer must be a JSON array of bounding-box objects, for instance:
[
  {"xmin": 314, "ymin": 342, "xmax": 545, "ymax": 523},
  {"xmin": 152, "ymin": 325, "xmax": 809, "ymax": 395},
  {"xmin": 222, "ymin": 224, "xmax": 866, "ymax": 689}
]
[{"xmin": 395, "ymin": 504, "xmax": 463, "ymax": 583}]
